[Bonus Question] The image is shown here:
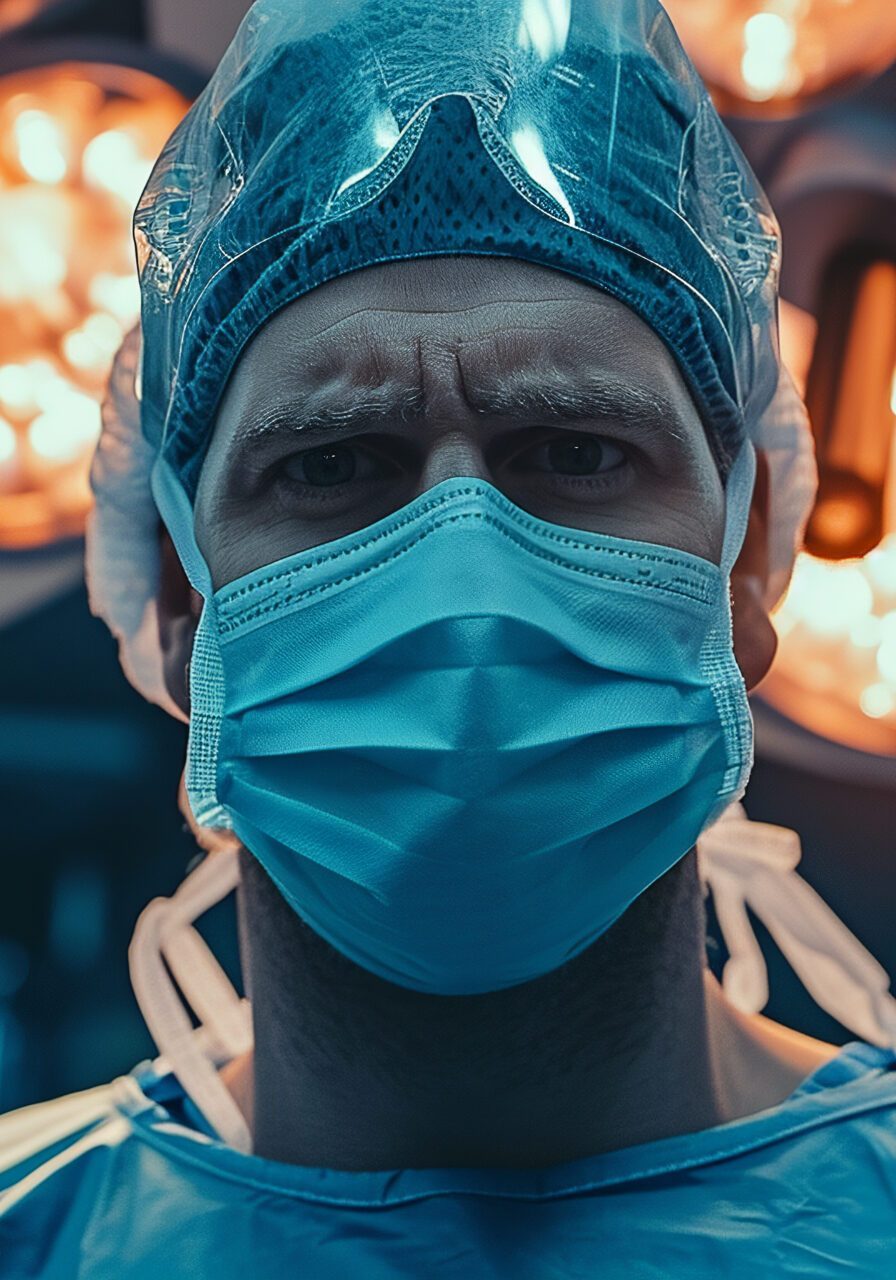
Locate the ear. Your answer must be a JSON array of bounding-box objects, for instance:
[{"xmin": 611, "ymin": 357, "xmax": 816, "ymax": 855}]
[
  {"xmin": 730, "ymin": 448, "xmax": 778, "ymax": 692},
  {"xmin": 157, "ymin": 523, "xmax": 203, "ymax": 718}
]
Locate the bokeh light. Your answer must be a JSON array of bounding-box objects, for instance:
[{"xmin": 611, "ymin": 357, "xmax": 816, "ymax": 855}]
[
  {"xmin": 664, "ymin": 0, "xmax": 896, "ymax": 115},
  {"xmin": 763, "ymin": 530, "xmax": 896, "ymax": 753},
  {"xmin": 761, "ymin": 237, "xmax": 896, "ymax": 755},
  {"xmin": 0, "ymin": 64, "xmax": 189, "ymax": 548}
]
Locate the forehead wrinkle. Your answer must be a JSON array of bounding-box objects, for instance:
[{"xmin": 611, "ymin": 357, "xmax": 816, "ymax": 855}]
[
  {"xmin": 454, "ymin": 307, "xmax": 693, "ymax": 402},
  {"xmin": 263, "ymin": 292, "xmax": 604, "ymax": 348},
  {"xmin": 229, "ymin": 358, "xmax": 689, "ymax": 457},
  {"xmin": 225, "ymin": 305, "xmax": 695, "ymax": 458},
  {"xmin": 227, "ymin": 330, "xmax": 426, "ymax": 452}
]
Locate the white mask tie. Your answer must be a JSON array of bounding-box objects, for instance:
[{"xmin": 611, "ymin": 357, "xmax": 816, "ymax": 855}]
[
  {"xmin": 698, "ymin": 802, "xmax": 896, "ymax": 1048},
  {"xmin": 128, "ymin": 846, "xmax": 252, "ymax": 1152}
]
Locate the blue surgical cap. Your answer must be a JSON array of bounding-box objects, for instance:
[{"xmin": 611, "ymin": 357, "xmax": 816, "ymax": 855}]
[
  {"xmin": 135, "ymin": 0, "xmax": 784, "ymax": 498},
  {"xmin": 86, "ymin": 0, "xmax": 818, "ymax": 717}
]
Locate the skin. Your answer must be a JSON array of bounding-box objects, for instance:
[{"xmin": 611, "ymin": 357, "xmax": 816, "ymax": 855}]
[
  {"xmin": 160, "ymin": 255, "xmax": 835, "ymax": 1169},
  {"xmin": 194, "ymin": 257, "xmax": 726, "ymax": 578}
]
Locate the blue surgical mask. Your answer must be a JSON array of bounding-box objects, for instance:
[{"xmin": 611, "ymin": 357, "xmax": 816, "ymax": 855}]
[{"xmin": 184, "ymin": 446, "xmax": 755, "ymax": 995}]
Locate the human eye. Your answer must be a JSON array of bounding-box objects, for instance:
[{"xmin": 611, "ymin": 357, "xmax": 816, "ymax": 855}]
[
  {"xmin": 526, "ymin": 431, "xmax": 627, "ymax": 479},
  {"xmin": 492, "ymin": 427, "xmax": 635, "ymax": 512},
  {"xmin": 276, "ymin": 436, "xmax": 404, "ymax": 494},
  {"xmin": 262, "ymin": 432, "xmax": 415, "ymax": 520}
]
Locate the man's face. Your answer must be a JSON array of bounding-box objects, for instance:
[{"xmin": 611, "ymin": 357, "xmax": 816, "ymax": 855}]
[{"xmin": 195, "ymin": 256, "xmax": 725, "ymax": 587}]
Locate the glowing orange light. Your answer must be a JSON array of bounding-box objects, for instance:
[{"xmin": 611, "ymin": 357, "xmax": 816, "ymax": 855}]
[
  {"xmin": 764, "ymin": 542, "xmax": 896, "ymax": 752},
  {"xmin": 0, "ymin": 64, "xmax": 189, "ymax": 549},
  {"xmin": 82, "ymin": 128, "xmax": 152, "ymax": 208},
  {"xmin": 14, "ymin": 108, "xmax": 69, "ymax": 183},
  {"xmin": 0, "ymin": 413, "xmax": 19, "ymax": 492},
  {"xmin": 759, "ymin": 241, "xmax": 896, "ymax": 756},
  {"xmin": 0, "ymin": 187, "xmax": 70, "ymax": 303},
  {"xmin": 663, "ymin": 0, "xmax": 896, "ymax": 115},
  {"xmin": 0, "ymin": 2, "xmax": 47, "ymax": 35}
]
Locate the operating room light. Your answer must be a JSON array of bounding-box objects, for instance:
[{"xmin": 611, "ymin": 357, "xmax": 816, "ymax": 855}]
[
  {"xmin": 761, "ymin": 276, "xmax": 896, "ymax": 754},
  {"xmin": 741, "ymin": 13, "xmax": 797, "ymax": 99},
  {"xmin": 0, "ymin": 64, "xmax": 189, "ymax": 547},
  {"xmin": 13, "ymin": 108, "xmax": 70, "ymax": 184},
  {"xmin": 82, "ymin": 128, "xmax": 154, "ymax": 208},
  {"xmin": 663, "ymin": 0, "xmax": 896, "ymax": 115}
]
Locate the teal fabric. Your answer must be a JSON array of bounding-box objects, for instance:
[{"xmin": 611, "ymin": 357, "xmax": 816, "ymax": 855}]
[
  {"xmin": 3, "ymin": 1042, "xmax": 896, "ymax": 1276},
  {"xmin": 136, "ymin": 0, "xmax": 784, "ymax": 498},
  {"xmin": 189, "ymin": 473, "xmax": 753, "ymax": 994}
]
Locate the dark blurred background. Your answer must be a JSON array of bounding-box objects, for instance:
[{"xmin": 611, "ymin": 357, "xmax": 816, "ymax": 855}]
[{"xmin": 0, "ymin": 0, "xmax": 894, "ymax": 1112}]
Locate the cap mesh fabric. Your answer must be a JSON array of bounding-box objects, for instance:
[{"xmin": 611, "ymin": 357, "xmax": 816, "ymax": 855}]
[
  {"xmin": 161, "ymin": 95, "xmax": 746, "ymax": 496},
  {"xmin": 135, "ymin": 0, "xmax": 783, "ymax": 501},
  {"xmin": 87, "ymin": 0, "xmax": 817, "ymax": 716}
]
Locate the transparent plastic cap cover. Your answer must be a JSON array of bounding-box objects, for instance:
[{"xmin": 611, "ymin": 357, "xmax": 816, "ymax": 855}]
[{"xmin": 134, "ymin": 0, "xmax": 787, "ymax": 495}]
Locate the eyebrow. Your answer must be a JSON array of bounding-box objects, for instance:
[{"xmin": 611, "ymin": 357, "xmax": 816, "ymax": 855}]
[
  {"xmin": 466, "ymin": 373, "xmax": 687, "ymax": 441},
  {"xmin": 238, "ymin": 384, "xmax": 426, "ymax": 448},
  {"xmin": 234, "ymin": 370, "xmax": 686, "ymax": 452}
]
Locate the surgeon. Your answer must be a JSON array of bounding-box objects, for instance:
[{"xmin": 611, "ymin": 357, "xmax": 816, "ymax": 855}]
[{"xmin": 3, "ymin": 0, "xmax": 896, "ymax": 1275}]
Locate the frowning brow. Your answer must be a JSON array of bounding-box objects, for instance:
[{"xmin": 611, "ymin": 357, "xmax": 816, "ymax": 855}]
[
  {"xmin": 466, "ymin": 373, "xmax": 686, "ymax": 439},
  {"xmin": 233, "ymin": 370, "xmax": 686, "ymax": 454}
]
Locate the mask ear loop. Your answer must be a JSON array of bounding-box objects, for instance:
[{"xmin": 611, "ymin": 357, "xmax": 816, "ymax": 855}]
[
  {"xmin": 698, "ymin": 803, "xmax": 896, "ymax": 1048},
  {"xmin": 128, "ymin": 846, "xmax": 253, "ymax": 1152}
]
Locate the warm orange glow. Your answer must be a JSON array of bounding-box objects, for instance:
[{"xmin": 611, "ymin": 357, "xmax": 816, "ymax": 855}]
[
  {"xmin": 763, "ymin": 537, "xmax": 896, "ymax": 752},
  {"xmin": 763, "ymin": 422, "xmax": 896, "ymax": 753},
  {"xmin": 0, "ymin": 0, "xmax": 46, "ymax": 35},
  {"xmin": 0, "ymin": 413, "xmax": 19, "ymax": 492},
  {"xmin": 778, "ymin": 299, "xmax": 817, "ymax": 399},
  {"xmin": 0, "ymin": 187, "xmax": 70, "ymax": 303},
  {"xmin": 0, "ymin": 64, "xmax": 189, "ymax": 549},
  {"xmin": 14, "ymin": 108, "xmax": 70, "ymax": 183},
  {"xmin": 663, "ymin": 0, "xmax": 896, "ymax": 115},
  {"xmin": 759, "ymin": 246, "xmax": 896, "ymax": 756},
  {"xmin": 803, "ymin": 258, "xmax": 896, "ymax": 561}
]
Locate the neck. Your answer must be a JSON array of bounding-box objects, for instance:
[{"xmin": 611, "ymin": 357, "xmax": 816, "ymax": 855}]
[{"xmin": 233, "ymin": 848, "xmax": 774, "ymax": 1171}]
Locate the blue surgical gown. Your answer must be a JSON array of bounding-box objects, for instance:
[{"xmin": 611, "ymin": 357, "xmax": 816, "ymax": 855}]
[{"xmin": 2, "ymin": 1041, "xmax": 896, "ymax": 1277}]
